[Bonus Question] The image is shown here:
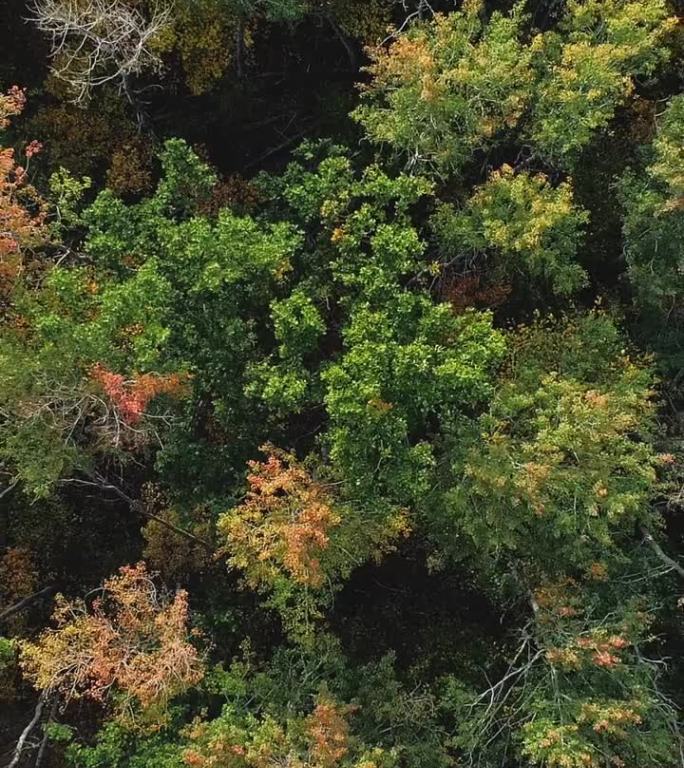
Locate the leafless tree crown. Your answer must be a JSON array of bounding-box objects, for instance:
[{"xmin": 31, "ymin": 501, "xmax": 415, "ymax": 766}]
[{"xmin": 30, "ymin": 0, "xmax": 172, "ymax": 104}]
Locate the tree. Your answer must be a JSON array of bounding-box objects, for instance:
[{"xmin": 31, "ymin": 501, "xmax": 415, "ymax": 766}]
[
  {"xmin": 439, "ymin": 312, "xmax": 661, "ymax": 579},
  {"xmin": 430, "ymin": 312, "xmax": 682, "ymax": 768},
  {"xmin": 433, "ymin": 164, "xmax": 588, "ymax": 296},
  {"xmin": 0, "ymin": 88, "xmax": 48, "ymax": 300},
  {"xmin": 0, "ymin": 260, "xmax": 187, "ymax": 495},
  {"xmin": 220, "ymin": 446, "xmax": 343, "ymax": 591},
  {"xmin": 20, "ymin": 562, "xmax": 204, "ymax": 720},
  {"xmin": 322, "ymin": 299, "xmax": 504, "ymax": 506},
  {"xmin": 219, "ymin": 445, "xmax": 409, "ymax": 637},
  {"xmin": 251, "ymin": 146, "xmax": 505, "ymax": 506},
  {"xmin": 353, "ymin": 0, "xmax": 675, "ymax": 174},
  {"xmin": 353, "ymin": 2, "xmax": 534, "ymax": 175},
  {"xmin": 528, "ymin": 0, "xmax": 674, "ymax": 166},
  {"xmin": 31, "ymin": 0, "xmax": 172, "ymax": 104},
  {"xmin": 0, "ymin": 139, "xmax": 292, "ymax": 496},
  {"xmin": 620, "ymin": 95, "xmax": 684, "ymax": 330},
  {"xmin": 451, "ymin": 571, "xmax": 681, "ymax": 768}
]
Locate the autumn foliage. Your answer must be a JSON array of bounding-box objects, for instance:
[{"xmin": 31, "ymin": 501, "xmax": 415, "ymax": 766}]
[
  {"xmin": 91, "ymin": 365, "xmax": 189, "ymax": 426},
  {"xmin": 20, "ymin": 563, "xmax": 203, "ymax": 716},
  {"xmin": 0, "ymin": 87, "xmax": 47, "ymax": 295},
  {"xmin": 306, "ymin": 694, "xmax": 353, "ymax": 768},
  {"xmin": 182, "ymin": 693, "xmax": 368, "ymax": 768},
  {"xmin": 220, "ymin": 446, "xmax": 341, "ymax": 589}
]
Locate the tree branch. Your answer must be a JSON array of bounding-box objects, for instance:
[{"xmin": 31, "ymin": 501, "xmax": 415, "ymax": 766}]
[
  {"xmin": 641, "ymin": 527, "xmax": 684, "ymax": 580},
  {"xmin": 0, "ymin": 586, "xmax": 56, "ymax": 623},
  {"xmin": 8, "ymin": 694, "xmax": 46, "ymax": 768},
  {"xmin": 0, "ymin": 478, "xmax": 19, "ymax": 499},
  {"xmin": 325, "ymin": 13, "xmax": 357, "ymax": 71},
  {"xmin": 34, "ymin": 698, "xmax": 58, "ymax": 768},
  {"xmin": 89, "ymin": 472, "xmax": 214, "ymax": 551}
]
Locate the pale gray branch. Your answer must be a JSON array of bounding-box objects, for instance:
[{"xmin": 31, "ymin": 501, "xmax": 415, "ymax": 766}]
[
  {"xmin": 8, "ymin": 695, "xmax": 46, "ymax": 768},
  {"xmin": 642, "ymin": 526, "xmax": 684, "ymax": 580},
  {"xmin": 31, "ymin": 0, "xmax": 171, "ymax": 104}
]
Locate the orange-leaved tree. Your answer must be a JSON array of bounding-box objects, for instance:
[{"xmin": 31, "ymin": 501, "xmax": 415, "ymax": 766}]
[
  {"xmin": 220, "ymin": 444, "xmax": 342, "ymax": 590},
  {"xmin": 0, "ymin": 87, "xmax": 48, "ymax": 298},
  {"xmin": 182, "ymin": 691, "xmax": 382, "ymax": 768},
  {"xmin": 20, "ymin": 562, "xmax": 204, "ymax": 719},
  {"xmin": 219, "ymin": 444, "xmax": 410, "ymax": 638},
  {"xmin": 91, "ymin": 364, "xmax": 189, "ymax": 428}
]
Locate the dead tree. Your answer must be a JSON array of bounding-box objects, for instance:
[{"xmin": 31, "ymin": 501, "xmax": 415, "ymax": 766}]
[{"xmin": 30, "ymin": 0, "xmax": 171, "ymax": 105}]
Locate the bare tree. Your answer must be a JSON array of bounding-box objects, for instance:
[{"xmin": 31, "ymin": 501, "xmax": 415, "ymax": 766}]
[{"xmin": 30, "ymin": 0, "xmax": 171, "ymax": 105}]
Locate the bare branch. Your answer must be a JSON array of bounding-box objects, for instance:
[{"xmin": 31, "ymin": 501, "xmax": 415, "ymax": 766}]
[
  {"xmin": 30, "ymin": 0, "xmax": 171, "ymax": 104},
  {"xmin": 34, "ymin": 699, "xmax": 58, "ymax": 768},
  {"xmin": 8, "ymin": 694, "xmax": 46, "ymax": 768},
  {"xmin": 0, "ymin": 586, "xmax": 56, "ymax": 624},
  {"xmin": 86, "ymin": 472, "xmax": 214, "ymax": 552},
  {"xmin": 641, "ymin": 526, "xmax": 684, "ymax": 580}
]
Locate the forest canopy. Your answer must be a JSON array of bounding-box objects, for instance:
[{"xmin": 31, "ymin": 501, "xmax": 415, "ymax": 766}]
[{"xmin": 1, "ymin": 1, "xmax": 683, "ymax": 768}]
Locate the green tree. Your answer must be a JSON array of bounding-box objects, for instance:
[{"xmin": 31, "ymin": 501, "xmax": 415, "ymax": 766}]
[
  {"xmin": 353, "ymin": 1, "xmax": 533, "ymax": 176},
  {"xmin": 433, "ymin": 164, "xmax": 588, "ymax": 296},
  {"xmin": 529, "ymin": 0, "xmax": 674, "ymax": 166},
  {"xmin": 437, "ymin": 312, "xmax": 661, "ymax": 579},
  {"xmin": 620, "ymin": 95, "xmax": 684, "ymax": 335},
  {"xmin": 354, "ymin": 0, "xmax": 675, "ymax": 175}
]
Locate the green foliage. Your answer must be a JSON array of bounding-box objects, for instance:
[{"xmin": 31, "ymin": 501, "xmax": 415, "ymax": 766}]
[
  {"xmin": 155, "ymin": 138, "xmax": 217, "ymax": 215},
  {"xmin": 272, "ymin": 289, "xmax": 326, "ymax": 359},
  {"xmin": 354, "ymin": 2, "xmax": 533, "ymax": 175},
  {"xmin": 67, "ymin": 719, "xmax": 185, "ymax": 768},
  {"xmin": 529, "ymin": 0, "xmax": 674, "ymax": 166},
  {"xmin": 45, "ymin": 722, "xmax": 74, "ymax": 744},
  {"xmin": 0, "ymin": 139, "xmax": 302, "ymax": 494},
  {"xmin": 63, "ymin": 639, "xmax": 445, "ymax": 768},
  {"xmin": 0, "ymin": 636, "xmax": 15, "ymax": 670},
  {"xmin": 0, "ymin": 636, "xmax": 18, "ymax": 703},
  {"xmin": 251, "ymin": 147, "xmax": 505, "ymax": 508},
  {"xmin": 1, "ymin": 420, "xmax": 79, "ymax": 498},
  {"xmin": 246, "ymin": 288, "xmax": 325, "ymax": 413},
  {"xmin": 620, "ymin": 95, "xmax": 684, "ymax": 327},
  {"xmin": 48, "ymin": 168, "xmax": 92, "ymax": 235},
  {"xmin": 323, "ymin": 299, "xmax": 504, "ymax": 504},
  {"xmin": 183, "ymin": 697, "xmax": 397, "ymax": 768},
  {"xmin": 439, "ymin": 313, "xmax": 660, "ymax": 577},
  {"xmin": 434, "ymin": 165, "xmax": 588, "ymax": 296},
  {"xmin": 354, "ymin": 0, "xmax": 675, "ymax": 174},
  {"xmin": 250, "ymin": 148, "xmax": 439, "ymax": 426},
  {"xmin": 649, "ymin": 95, "xmax": 684, "ymax": 205},
  {"xmin": 0, "ymin": 257, "xmax": 175, "ymax": 494}
]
